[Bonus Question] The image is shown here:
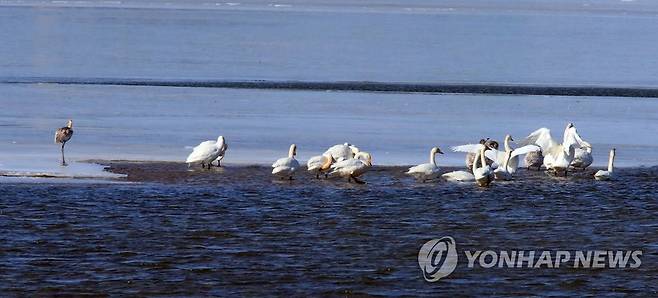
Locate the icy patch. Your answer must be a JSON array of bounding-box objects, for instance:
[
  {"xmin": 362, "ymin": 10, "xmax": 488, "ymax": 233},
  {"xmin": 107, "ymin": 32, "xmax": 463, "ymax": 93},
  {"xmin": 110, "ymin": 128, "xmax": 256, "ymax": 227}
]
[{"xmin": 0, "ymin": 155, "xmax": 124, "ymax": 180}]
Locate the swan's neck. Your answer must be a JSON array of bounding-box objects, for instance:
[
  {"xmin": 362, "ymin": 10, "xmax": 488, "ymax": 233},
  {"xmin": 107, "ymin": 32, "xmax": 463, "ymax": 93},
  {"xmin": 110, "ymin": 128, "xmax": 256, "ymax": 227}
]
[
  {"xmin": 504, "ymin": 135, "xmax": 512, "ymax": 153},
  {"xmin": 473, "ymin": 150, "xmax": 481, "ymax": 171},
  {"xmin": 563, "ymin": 125, "xmax": 572, "ymax": 145},
  {"xmin": 430, "ymin": 151, "xmax": 436, "ymax": 166},
  {"xmin": 478, "ymin": 147, "xmax": 487, "ymax": 170},
  {"xmin": 503, "ymin": 150, "xmax": 511, "ymax": 171},
  {"xmin": 288, "ymin": 145, "xmax": 296, "ymax": 158},
  {"xmin": 608, "ymin": 151, "xmax": 615, "ymax": 172}
]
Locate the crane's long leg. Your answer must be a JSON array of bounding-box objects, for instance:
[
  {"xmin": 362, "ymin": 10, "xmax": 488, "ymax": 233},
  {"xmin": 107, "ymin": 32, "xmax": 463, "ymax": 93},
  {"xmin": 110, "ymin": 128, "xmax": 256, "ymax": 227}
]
[{"xmin": 60, "ymin": 142, "xmax": 67, "ymax": 166}]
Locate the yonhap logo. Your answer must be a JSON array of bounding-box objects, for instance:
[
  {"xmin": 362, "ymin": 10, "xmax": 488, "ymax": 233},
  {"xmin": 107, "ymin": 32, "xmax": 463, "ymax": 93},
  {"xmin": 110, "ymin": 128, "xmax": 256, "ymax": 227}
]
[
  {"xmin": 418, "ymin": 236, "xmax": 458, "ymax": 282},
  {"xmin": 418, "ymin": 236, "xmax": 642, "ymax": 283}
]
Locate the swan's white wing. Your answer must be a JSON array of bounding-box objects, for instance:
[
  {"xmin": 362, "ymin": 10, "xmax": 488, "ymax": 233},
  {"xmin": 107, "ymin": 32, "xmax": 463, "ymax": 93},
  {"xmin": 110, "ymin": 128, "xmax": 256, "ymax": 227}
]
[
  {"xmin": 570, "ymin": 127, "xmax": 591, "ymax": 148},
  {"xmin": 272, "ymin": 158, "xmax": 300, "ymax": 175},
  {"xmin": 484, "ymin": 149, "xmax": 504, "ymax": 163},
  {"xmin": 520, "ymin": 128, "xmax": 555, "ymax": 152},
  {"xmin": 331, "ymin": 158, "xmax": 360, "ymax": 169},
  {"xmin": 442, "ymin": 170, "xmax": 475, "ymax": 181},
  {"xmin": 192, "ymin": 140, "xmax": 214, "ymax": 150},
  {"xmin": 330, "ymin": 159, "xmax": 363, "ymax": 176},
  {"xmin": 186, "ymin": 141, "xmax": 217, "ymax": 163},
  {"xmin": 510, "ymin": 144, "xmax": 541, "ymax": 158},
  {"xmin": 324, "ymin": 144, "xmax": 352, "ymax": 161},
  {"xmin": 307, "ymin": 155, "xmax": 328, "ymax": 171},
  {"xmin": 452, "ymin": 144, "xmax": 484, "ymax": 153},
  {"xmin": 272, "ymin": 157, "xmax": 292, "ymax": 168},
  {"xmin": 562, "ymin": 127, "xmax": 584, "ymax": 151},
  {"xmin": 407, "ymin": 163, "xmax": 436, "ymax": 174}
]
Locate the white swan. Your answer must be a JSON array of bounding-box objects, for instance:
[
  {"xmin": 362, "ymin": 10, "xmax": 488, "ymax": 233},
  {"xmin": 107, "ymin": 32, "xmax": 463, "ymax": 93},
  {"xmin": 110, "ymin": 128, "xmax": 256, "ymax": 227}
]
[
  {"xmin": 441, "ymin": 170, "xmax": 475, "ymax": 182},
  {"xmin": 520, "ymin": 123, "xmax": 588, "ymax": 176},
  {"xmin": 485, "ymin": 135, "xmax": 541, "ymax": 176},
  {"xmin": 456, "ymin": 138, "xmax": 497, "ymax": 171},
  {"xmin": 307, "ymin": 154, "xmax": 333, "ymax": 179},
  {"xmin": 272, "ymin": 144, "xmax": 300, "ymax": 179},
  {"xmin": 473, "ymin": 146, "xmax": 494, "ymax": 187},
  {"xmin": 406, "ymin": 147, "xmax": 443, "ymax": 182},
  {"xmin": 594, "ymin": 148, "xmax": 616, "ymax": 181},
  {"xmin": 444, "ymin": 143, "xmax": 488, "ymax": 182},
  {"xmin": 493, "ymin": 151, "xmax": 513, "ymax": 181},
  {"xmin": 329, "ymin": 151, "xmax": 372, "ymax": 184},
  {"xmin": 324, "ymin": 143, "xmax": 359, "ymax": 162},
  {"xmin": 186, "ymin": 136, "xmax": 227, "ymax": 169},
  {"xmin": 571, "ymin": 146, "xmax": 593, "ymax": 170}
]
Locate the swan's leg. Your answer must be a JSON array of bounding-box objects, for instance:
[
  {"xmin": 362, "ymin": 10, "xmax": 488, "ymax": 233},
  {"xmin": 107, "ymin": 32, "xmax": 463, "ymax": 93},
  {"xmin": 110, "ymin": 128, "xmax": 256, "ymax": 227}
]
[{"xmin": 315, "ymin": 173, "xmax": 320, "ymax": 179}]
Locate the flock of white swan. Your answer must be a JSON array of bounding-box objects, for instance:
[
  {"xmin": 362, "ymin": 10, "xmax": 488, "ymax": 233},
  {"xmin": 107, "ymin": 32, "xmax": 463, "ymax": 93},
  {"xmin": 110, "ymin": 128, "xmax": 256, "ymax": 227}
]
[{"xmin": 183, "ymin": 122, "xmax": 616, "ymax": 186}]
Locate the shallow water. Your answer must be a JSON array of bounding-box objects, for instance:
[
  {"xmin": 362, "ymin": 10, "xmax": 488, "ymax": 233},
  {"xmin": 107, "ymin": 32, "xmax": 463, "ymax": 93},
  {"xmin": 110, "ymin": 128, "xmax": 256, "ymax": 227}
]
[{"xmin": 1, "ymin": 162, "xmax": 656, "ymax": 295}]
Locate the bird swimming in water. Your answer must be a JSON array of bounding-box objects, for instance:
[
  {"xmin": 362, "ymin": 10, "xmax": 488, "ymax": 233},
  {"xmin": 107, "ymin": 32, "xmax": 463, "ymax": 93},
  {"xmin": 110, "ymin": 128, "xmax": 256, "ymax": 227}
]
[
  {"xmin": 594, "ymin": 148, "xmax": 616, "ymax": 181},
  {"xmin": 406, "ymin": 146, "xmax": 444, "ymax": 182},
  {"xmin": 54, "ymin": 119, "xmax": 74, "ymax": 166}
]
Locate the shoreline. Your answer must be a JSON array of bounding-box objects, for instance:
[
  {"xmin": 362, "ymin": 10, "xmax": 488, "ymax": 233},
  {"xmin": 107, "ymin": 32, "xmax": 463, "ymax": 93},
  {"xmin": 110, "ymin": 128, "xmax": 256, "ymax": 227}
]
[{"xmin": 2, "ymin": 159, "xmax": 655, "ymax": 183}]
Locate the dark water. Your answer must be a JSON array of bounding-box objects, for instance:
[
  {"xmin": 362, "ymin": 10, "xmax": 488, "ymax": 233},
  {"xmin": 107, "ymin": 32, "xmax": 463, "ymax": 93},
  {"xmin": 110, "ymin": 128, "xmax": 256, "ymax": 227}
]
[{"xmin": 1, "ymin": 162, "xmax": 657, "ymax": 296}]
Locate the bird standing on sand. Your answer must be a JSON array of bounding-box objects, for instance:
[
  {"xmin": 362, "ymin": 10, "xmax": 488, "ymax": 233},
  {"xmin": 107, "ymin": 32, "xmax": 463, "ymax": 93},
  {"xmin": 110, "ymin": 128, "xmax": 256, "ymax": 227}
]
[
  {"xmin": 272, "ymin": 144, "xmax": 300, "ymax": 180},
  {"xmin": 54, "ymin": 119, "xmax": 74, "ymax": 166},
  {"xmin": 186, "ymin": 136, "xmax": 227, "ymax": 169},
  {"xmin": 329, "ymin": 151, "xmax": 372, "ymax": 184}
]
